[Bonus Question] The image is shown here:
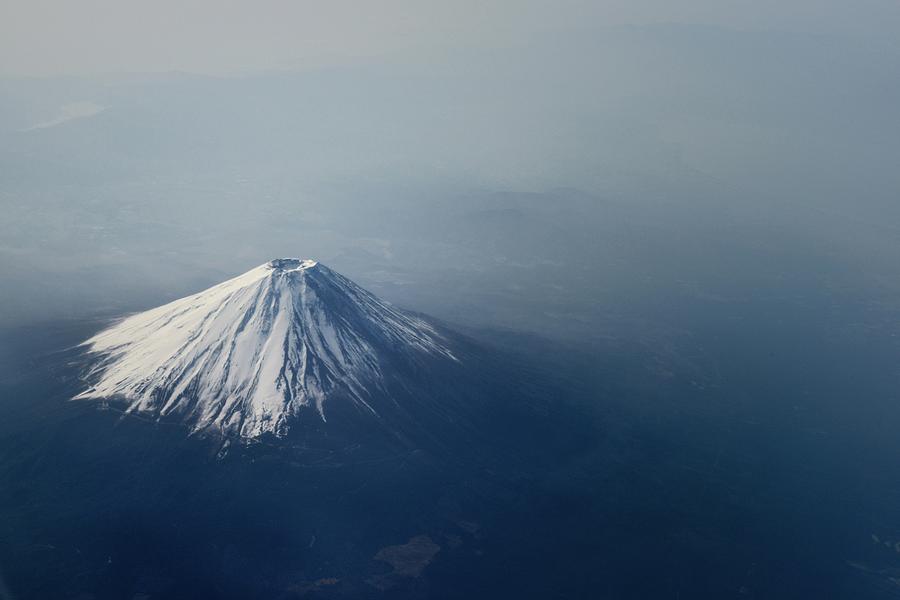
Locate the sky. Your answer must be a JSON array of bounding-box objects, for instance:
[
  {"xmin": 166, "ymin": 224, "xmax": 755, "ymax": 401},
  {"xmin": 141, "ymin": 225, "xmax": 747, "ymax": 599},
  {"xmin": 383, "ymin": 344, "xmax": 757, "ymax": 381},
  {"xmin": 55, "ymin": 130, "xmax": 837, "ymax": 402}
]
[
  {"xmin": 1, "ymin": 0, "xmax": 899, "ymax": 337},
  {"xmin": 2, "ymin": 0, "xmax": 899, "ymax": 76}
]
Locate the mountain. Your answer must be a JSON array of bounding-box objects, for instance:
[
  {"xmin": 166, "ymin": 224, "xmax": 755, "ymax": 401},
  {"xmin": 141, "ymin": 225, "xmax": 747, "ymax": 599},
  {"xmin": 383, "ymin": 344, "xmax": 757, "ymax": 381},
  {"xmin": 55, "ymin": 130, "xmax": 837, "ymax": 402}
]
[
  {"xmin": 75, "ymin": 258, "xmax": 462, "ymax": 439},
  {"xmin": 7, "ymin": 260, "xmax": 589, "ymax": 600}
]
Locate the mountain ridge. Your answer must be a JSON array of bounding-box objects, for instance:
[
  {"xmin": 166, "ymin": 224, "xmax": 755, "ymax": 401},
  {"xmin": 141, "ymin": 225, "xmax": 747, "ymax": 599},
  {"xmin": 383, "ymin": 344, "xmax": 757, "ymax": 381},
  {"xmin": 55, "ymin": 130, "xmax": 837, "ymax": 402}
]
[{"xmin": 75, "ymin": 259, "xmax": 458, "ymax": 438}]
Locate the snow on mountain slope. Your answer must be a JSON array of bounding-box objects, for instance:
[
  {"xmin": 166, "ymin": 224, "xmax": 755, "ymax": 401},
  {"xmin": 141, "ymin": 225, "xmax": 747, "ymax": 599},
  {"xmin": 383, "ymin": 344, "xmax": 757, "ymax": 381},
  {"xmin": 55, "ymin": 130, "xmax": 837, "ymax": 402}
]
[{"xmin": 75, "ymin": 259, "xmax": 457, "ymax": 438}]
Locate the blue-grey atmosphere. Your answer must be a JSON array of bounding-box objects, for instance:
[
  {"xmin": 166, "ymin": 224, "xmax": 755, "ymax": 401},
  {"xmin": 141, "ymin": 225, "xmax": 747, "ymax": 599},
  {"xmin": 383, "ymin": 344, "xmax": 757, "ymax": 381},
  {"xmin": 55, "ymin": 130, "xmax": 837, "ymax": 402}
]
[{"xmin": 1, "ymin": 2, "xmax": 900, "ymax": 598}]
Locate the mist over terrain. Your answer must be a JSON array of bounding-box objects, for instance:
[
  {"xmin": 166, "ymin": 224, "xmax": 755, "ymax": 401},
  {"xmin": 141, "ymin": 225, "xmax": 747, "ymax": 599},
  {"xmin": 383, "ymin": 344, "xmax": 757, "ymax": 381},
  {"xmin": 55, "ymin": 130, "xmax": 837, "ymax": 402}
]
[
  {"xmin": 1, "ymin": 24, "xmax": 899, "ymax": 338},
  {"xmin": 2, "ymin": 5, "xmax": 900, "ymax": 598}
]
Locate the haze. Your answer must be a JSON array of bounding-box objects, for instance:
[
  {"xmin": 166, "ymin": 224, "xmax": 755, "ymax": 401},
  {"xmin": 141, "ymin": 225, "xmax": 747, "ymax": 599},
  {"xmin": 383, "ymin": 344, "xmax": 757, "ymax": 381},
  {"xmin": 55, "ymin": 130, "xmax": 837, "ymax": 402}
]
[
  {"xmin": 3, "ymin": 2, "xmax": 900, "ymax": 597},
  {"xmin": 1, "ymin": 0, "xmax": 899, "ymax": 346}
]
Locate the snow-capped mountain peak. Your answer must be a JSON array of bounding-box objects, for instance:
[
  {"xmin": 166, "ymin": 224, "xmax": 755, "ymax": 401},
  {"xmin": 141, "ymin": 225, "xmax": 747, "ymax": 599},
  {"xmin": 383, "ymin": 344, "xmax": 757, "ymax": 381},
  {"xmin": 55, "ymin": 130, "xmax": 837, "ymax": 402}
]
[{"xmin": 75, "ymin": 259, "xmax": 456, "ymax": 438}]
